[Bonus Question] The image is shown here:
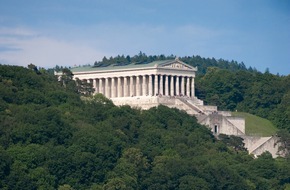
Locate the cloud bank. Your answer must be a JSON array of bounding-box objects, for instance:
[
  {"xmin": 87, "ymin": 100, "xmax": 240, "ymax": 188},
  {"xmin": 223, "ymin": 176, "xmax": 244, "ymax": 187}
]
[{"xmin": 0, "ymin": 23, "xmax": 230, "ymax": 69}]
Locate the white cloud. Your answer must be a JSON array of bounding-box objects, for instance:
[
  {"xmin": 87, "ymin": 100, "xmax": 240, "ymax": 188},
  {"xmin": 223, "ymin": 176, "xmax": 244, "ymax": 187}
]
[
  {"xmin": 0, "ymin": 27, "xmax": 108, "ymax": 68},
  {"xmin": 0, "ymin": 27, "xmax": 38, "ymax": 37},
  {"xmin": 0, "ymin": 23, "xmax": 229, "ymax": 69}
]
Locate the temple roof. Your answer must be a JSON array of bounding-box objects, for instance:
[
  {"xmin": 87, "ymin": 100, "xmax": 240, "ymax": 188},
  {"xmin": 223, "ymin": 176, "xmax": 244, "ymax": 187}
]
[{"xmin": 70, "ymin": 59, "xmax": 196, "ymax": 73}]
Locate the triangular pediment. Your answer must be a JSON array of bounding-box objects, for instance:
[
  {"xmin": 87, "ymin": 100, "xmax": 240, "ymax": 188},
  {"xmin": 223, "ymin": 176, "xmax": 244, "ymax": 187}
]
[{"xmin": 159, "ymin": 59, "xmax": 197, "ymax": 71}]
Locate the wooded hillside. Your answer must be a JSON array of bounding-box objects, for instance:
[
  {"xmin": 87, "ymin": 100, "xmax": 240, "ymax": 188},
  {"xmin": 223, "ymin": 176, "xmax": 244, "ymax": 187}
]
[{"xmin": 0, "ymin": 59, "xmax": 290, "ymax": 189}]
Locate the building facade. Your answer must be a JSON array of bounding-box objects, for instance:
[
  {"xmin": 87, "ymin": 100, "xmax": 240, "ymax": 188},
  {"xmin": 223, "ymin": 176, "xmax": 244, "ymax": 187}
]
[
  {"xmin": 57, "ymin": 58, "xmax": 280, "ymax": 158},
  {"xmin": 70, "ymin": 58, "xmax": 196, "ymax": 99}
]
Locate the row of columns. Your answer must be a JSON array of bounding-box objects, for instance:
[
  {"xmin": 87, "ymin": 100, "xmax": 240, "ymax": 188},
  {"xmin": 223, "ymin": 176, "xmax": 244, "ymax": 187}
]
[{"xmin": 87, "ymin": 74, "xmax": 195, "ymax": 98}]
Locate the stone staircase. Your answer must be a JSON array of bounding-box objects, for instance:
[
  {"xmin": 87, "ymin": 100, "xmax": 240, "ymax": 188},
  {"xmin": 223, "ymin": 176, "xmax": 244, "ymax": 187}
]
[
  {"xmin": 176, "ymin": 97, "xmax": 205, "ymax": 114},
  {"xmin": 176, "ymin": 98, "xmax": 279, "ymax": 158}
]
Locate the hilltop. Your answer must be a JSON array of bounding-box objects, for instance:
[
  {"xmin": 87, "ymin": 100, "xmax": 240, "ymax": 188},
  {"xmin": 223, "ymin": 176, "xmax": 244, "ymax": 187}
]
[
  {"xmin": 0, "ymin": 63, "xmax": 290, "ymax": 189},
  {"xmin": 77, "ymin": 53, "xmax": 290, "ymax": 132}
]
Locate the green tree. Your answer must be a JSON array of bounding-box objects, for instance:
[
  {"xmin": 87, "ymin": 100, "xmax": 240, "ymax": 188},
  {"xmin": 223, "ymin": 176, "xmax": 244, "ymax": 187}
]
[
  {"xmin": 75, "ymin": 78, "xmax": 95, "ymax": 96},
  {"xmin": 0, "ymin": 147, "xmax": 12, "ymax": 188},
  {"xmin": 178, "ymin": 175, "xmax": 210, "ymax": 190},
  {"xmin": 272, "ymin": 90, "xmax": 290, "ymax": 131},
  {"xmin": 106, "ymin": 148, "xmax": 149, "ymax": 189},
  {"xmin": 60, "ymin": 68, "xmax": 75, "ymax": 90},
  {"xmin": 58, "ymin": 184, "xmax": 74, "ymax": 190},
  {"xmin": 277, "ymin": 130, "xmax": 290, "ymax": 158},
  {"xmin": 27, "ymin": 63, "xmax": 40, "ymax": 74},
  {"xmin": 218, "ymin": 134, "xmax": 247, "ymax": 152},
  {"xmin": 103, "ymin": 177, "xmax": 131, "ymax": 190}
]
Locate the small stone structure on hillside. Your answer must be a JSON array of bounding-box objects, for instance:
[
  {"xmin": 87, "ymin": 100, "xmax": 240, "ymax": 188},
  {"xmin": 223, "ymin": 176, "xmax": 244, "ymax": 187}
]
[
  {"xmin": 56, "ymin": 58, "xmax": 280, "ymax": 157},
  {"xmin": 197, "ymin": 111, "xmax": 279, "ymax": 157}
]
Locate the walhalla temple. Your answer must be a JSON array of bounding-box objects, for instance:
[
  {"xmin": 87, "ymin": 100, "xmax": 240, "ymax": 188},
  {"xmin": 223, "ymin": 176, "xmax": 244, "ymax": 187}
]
[{"xmin": 57, "ymin": 58, "xmax": 280, "ymax": 157}]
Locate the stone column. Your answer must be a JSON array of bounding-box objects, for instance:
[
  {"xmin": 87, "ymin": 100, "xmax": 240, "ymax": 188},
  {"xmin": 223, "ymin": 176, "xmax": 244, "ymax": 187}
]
[
  {"xmin": 181, "ymin": 76, "xmax": 185, "ymax": 96},
  {"xmin": 165, "ymin": 75, "xmax": 169, "ymax": 96},
  {"xmin": 186, "ymin": 77, "xmax": 190, "ymax": 97},
  {"xmin": 136, "ymin": 76, "xmax": 140, "ymax": 96},
  {"xmin": 159, "ymin": 75, "xmax": 163, "ymax": 95},
  {"xmin": 118, "ymin": 77, "xmax": 122, "ymax": 97},
  {"xmin": 176, "ymin": 76, "xmax": 179, "ymax": 96},
  {"xmin": 170, "ymin": 75, "xmax": 174, "ymax": 96},
  {"xmin": 149, "ymin": 75, "xmax": 153, "ymax": 96},
  {"xmin": 124, "ymin": 77, "xmax": 128, "ymax": 97},
  {"xmin": 111, "ymin": 78, "xmax": 115, "ymax": 98},
  {"xmin": 154, "ymin": 75, "xmax": 158, "ymax": 95},
  {"xmin": 142, "ymin": 75, "xmax": 147, "ymax": 96},
  {"xmin": 191, "ymin": 77, "xmax": 195, "ymax": 97},
  {"xmin": 99, "ymin": 78, "xmax": 103, "ymax": 94},
  {"xmin": 105, "ymin": 78, "xmax": 110, "ymax": 98},
  {"xmin": 130, "ymin": 76, "xmax": 134, "ymax": 96},
  {"xmin": 93, "ymin": 79, "xmax": 97, "ymax": 93}
]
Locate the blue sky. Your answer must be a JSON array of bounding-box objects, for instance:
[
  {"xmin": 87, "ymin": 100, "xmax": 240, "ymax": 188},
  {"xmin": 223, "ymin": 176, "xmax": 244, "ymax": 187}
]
[{"xmin": 0, "ymin": 0, "xmax": 289, "ymax": 75}]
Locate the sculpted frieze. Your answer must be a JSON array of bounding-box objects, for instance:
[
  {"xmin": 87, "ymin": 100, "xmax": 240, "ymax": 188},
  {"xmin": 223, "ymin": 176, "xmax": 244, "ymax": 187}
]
[{"xmin": 162, "ymin": 62, "xmax": 192, "ymax": 70}]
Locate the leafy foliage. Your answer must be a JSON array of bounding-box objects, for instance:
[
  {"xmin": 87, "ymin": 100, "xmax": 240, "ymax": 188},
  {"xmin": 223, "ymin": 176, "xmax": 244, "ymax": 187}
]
[
  {"xmin": 0, "ymin": 63, "xmax": 290, "ymax": 189},
  {"xmin": 218, "ymin": 134, "xmax": 247, "ymax": 152},
  {"xmin": 195, "ymin": 67, "xmax": 289, "ymax": 131}
]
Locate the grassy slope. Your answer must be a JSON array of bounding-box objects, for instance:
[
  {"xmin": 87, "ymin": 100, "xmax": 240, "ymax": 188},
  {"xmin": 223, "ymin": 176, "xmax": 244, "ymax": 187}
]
[{"xmin": 232, "ymin": 112, "xmax": 278, "ymax": 137}]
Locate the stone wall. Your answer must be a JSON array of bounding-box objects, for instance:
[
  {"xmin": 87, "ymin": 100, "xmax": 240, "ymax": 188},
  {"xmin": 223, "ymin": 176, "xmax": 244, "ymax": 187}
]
[
  {"xmin": 111, "ymin": 96, "xmax": 201, "ymax": 115},
  {"xmin": 227, "ymin": 117, "xmax": 245, "ymax": 134},
  {"xmin": 243, "ymin": 136, "xmax": 280, "ymax": 158},
  {"xmin": 111, "ymin": 96, "xmax": 161, "ymax": 110},
  {"xmin": 199, "ymin": 114, "xmax": 245, "ymax": 136}
]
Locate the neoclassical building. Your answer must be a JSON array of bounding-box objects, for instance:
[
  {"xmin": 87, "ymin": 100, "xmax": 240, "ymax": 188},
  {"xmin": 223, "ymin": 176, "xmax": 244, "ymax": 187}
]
[
  {"xmin": 70, "ymin": 58, "xmax": 196, "ymax": 99},
  {"xmin": 57, "ymin": 58, "xmax": 279, "ymax": 157}
]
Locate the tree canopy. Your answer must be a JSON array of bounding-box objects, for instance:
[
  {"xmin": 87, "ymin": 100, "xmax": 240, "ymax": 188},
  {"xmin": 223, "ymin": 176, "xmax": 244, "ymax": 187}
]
[
  {"xmin": 93, "ymin": 52, "xmax": 249, "ymax": 75},
  {"xmin": 0, "ymin": 61, "xmax": 289, "ymax": 189}
]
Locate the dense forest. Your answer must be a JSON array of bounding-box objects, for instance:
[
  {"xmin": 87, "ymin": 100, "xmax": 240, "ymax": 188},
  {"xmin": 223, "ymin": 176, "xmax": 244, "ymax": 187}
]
[{"xmin": 0, "ymin": 54, "xmax": 290, "ymax": 189}]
